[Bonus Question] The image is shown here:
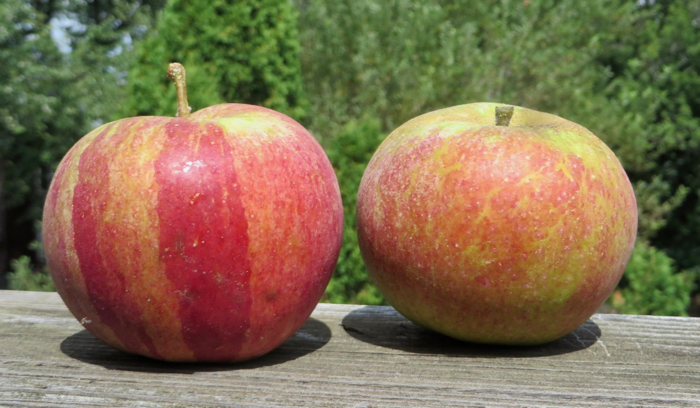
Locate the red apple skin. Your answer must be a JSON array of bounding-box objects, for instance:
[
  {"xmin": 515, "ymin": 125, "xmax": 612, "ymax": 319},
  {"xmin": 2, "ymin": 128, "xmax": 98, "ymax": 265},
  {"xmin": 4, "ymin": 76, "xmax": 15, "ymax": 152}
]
[
  {"xmin": 356, "ymin": 103, "xmax": 637, "ymax": 345},
  {"xmin": 43, "ymin": 104, "xmax": 343, "ymax": 362}
]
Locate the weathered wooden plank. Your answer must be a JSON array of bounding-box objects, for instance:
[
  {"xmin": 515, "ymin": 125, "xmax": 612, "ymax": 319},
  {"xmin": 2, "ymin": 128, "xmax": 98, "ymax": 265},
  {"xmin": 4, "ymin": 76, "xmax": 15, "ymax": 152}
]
[{"xmin": 1, "ymin": 290, "xmax": 699, "ymax": 407}]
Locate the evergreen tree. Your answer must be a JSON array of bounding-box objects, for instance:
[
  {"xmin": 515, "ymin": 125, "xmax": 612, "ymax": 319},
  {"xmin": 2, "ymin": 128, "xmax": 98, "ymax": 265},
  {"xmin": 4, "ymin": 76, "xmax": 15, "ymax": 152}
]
[{"xmin": 125, "ymin": 0, "xmax": 306, "ymax": 120}]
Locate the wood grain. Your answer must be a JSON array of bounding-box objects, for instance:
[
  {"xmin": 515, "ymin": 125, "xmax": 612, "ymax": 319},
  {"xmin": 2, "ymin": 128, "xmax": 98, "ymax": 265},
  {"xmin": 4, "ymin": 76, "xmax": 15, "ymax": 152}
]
[{"xmin": 1, "ymin": 290, "xmax": 699, "ymax": 407}]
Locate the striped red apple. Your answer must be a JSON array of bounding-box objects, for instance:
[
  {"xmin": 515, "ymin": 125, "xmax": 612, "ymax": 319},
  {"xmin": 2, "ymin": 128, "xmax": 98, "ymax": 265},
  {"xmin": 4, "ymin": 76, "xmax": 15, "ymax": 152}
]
[
  {"xmin": 43, "ymin": 63, "xmax": 343, "ymax": 362},
  {"xmin": 357, "ymin": 104, "xmax": 637, "ymax": 345}
]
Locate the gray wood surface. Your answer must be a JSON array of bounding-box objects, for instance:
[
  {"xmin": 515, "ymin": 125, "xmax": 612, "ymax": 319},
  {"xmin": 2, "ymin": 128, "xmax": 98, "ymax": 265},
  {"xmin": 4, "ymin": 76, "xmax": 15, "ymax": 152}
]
[{"xmin": 1, "ymin": 290, "xmax": 699, "ymax": 407}]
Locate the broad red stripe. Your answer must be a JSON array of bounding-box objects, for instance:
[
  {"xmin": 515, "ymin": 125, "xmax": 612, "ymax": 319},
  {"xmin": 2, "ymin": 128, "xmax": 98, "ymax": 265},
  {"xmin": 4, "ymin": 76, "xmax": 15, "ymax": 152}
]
[
  {"xmin": 72, "ymin": 121, "xmax": 161, "ymax": 358},
  {"xmin": 155, "ymin": 120, "xmax": 252, "ymax": 360}
]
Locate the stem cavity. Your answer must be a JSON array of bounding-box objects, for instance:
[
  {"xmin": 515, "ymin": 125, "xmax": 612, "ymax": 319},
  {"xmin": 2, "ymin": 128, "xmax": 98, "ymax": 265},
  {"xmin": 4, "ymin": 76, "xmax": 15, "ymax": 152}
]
[
  {"xmin": 167, "ymin": 62, "xmax": 191, "ymax": 118},
  {"xmin": 495, "ymin": 105, "xmax": 514, "ymax": 127}
]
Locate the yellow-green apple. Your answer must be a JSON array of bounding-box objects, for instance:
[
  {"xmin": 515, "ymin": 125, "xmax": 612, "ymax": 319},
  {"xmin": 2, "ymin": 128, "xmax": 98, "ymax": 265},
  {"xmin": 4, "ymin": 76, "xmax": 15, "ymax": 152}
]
[
  {"xmin": 356, "ymin": 103, "xmax": 637, "ymax": 345},
  {"xmin": 42, "ymin": 63, "xmax": 343, "ymax": 362}
]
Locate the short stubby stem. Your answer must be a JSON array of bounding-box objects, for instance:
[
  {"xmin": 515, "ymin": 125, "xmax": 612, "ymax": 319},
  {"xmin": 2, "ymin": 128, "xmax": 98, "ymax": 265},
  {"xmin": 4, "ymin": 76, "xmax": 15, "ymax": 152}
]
[
  {"xmin": 167, "ymin": 63, "xmax": 191, "ymax": 118},
  {"xmin": 495, "ymin": 105, "xmax": 514, "ymax": 126}
]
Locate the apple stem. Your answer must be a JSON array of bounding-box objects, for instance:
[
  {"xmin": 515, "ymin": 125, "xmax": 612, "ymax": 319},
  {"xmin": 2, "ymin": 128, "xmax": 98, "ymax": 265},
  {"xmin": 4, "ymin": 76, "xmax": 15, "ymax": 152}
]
[
  {"xmin": 495, "ymin": 106, "xmax": 514, "ymax": 126},
  {"xmin": 167, "ymin": 62, "xmax": 191, "ymax": 118}
]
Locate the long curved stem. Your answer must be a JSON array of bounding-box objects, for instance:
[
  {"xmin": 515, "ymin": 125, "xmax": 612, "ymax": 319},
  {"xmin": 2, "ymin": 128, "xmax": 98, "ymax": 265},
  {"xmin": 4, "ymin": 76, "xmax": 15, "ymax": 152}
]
[{"xmin": 167, "ymin": 63, "xmax": 191, "ymax": 118}]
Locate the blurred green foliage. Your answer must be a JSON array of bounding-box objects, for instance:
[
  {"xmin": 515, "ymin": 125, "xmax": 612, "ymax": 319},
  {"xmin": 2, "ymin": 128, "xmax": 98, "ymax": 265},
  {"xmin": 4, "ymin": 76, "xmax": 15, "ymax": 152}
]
[
  {"xmin": 611, "ymin": 242, "xmax": 694, "ymax": 316},
  {"xmin": 124, "ymin": 0, "xmax": 306, "ymax": 121},
  {"xmin": 322, "ymin": 118, "xmax": 386, "ymax": 304},
  {"xmin": 3, "ymin": 0, "xmax": 699, "ymax": 316},
  {"xmin": 611, "ymin": 0, "xmax": 700, "ymax": 271},
  {"xmin": 7, "ymin": 255, "xmax": 55, "ymax": 292}
]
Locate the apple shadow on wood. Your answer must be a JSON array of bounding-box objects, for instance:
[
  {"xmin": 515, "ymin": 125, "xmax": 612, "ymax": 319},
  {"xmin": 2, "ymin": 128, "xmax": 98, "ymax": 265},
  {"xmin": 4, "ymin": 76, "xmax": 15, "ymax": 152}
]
[
  {"xmin": 59, "ymin": 317, "xmax": 331, "ymax": 373},
  {"xmin": 341, "ymin": 306, "xmax": 601, "ymax": 357}
]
